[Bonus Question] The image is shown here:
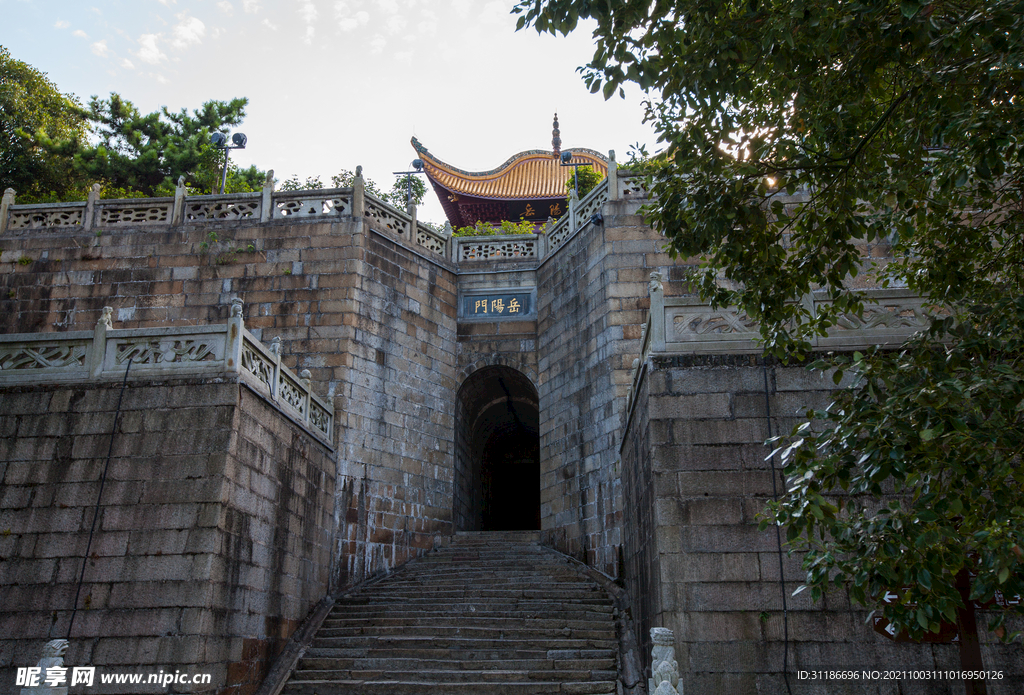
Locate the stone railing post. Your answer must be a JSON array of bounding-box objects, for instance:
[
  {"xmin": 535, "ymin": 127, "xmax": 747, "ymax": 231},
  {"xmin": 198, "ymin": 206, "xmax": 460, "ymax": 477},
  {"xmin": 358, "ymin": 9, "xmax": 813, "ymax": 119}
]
[
  {"xmin": 352, "ymin": 166, "xmax": 365, "ymax": 218},
  {"xmin": 172, "ymin": 176, "xmax": 186, "ymax": 226},
  {"xmin": 91, "ymin": 306, "xmax": 112, "ymax": 378},
  {"xmin": 225, "ymin": 298, "xmax": 244, "ymax": 373},
  {"xmin": 260, "ymin": 169, "xmax": 274, "ymax": 223},
  {"xmin": 608, "ymin": 150, "xmax": 618, "ymax": 201},
  {"xmin": 649, "ymin": 627, "xmax": 681, "ymax": 695},
  {"xmin": 1, "ymin": 187, "xmax": 15, "ymax": 234},
  {"xmin": 269, "ymin": 337, "xmax": 282, "ymax": 399},
  {"xmin": 568, "ymin": 188, "xmax": 578, "ymax": 231},
  {"xmin": 300, "ymin": 369, "xmax": 312, "ymax": 424},
  {"xmin": 84, "ymin": 183, "xmax": 101, "ymax": 232},
  {"xmin": 408, "ymin": 201, "xmax": 417, "ymax": 237},
  {"xmin": 649, "ymin": 272, "xmax": 666, "ymax": 352},
  {"xmin": 443, "ymin": 221, "xmax": 454, "ymax": 262}
]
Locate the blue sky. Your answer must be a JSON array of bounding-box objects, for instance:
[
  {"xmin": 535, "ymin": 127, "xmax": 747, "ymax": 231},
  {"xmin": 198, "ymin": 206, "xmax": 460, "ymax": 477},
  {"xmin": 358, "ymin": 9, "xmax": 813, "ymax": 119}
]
[{"xmin": 2, "ymin": 0, "xmax": 656, "ymax": 223}]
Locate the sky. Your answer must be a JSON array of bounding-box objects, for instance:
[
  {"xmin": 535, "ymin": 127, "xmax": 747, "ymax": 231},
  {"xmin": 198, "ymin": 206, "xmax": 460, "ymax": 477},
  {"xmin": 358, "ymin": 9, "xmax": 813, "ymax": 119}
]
[{"xmin": 2, "ymin": 0, "xmax": 657, "ymax": 223}]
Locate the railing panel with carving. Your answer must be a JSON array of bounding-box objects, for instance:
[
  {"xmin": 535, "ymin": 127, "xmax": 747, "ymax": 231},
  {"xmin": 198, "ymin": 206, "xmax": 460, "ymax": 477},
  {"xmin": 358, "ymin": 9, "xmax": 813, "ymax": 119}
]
[
  {"xmin": 0, "ymin": 322, "xmax": 333, "ymax": 444},
  {"xmin": 277, "ymin": 371, "xmax": 306, "ymax": 416},
  {"xmin": 7, "ymin": 203, "xmax": 86, "ymax": 230},
  {"xmin": 308, "ymin": 399, "xmax": 331, "ymax": 439},
  {"xmin": 273, "ymin": 189, "xmax": 352, "ymax": 219},
  {"xmin": 653, "ymin": 290, "xmax": 938, "ymax": 355},
  {"xmin": 618, "ymin": 173, "xmax": 647, "ymax": 199},
  {"xmin": 185, "ymin": 193, "xmax": 261, "ymax": 221},
  {"xmin": 456, "ymin": 235, "xmax": 537, "ymax": 261},
  {"xmin": 0, "ymin": 339, "xmax": 91, "ymax": 374},
  {"xmin": 364, "ymin": 196, "xmax": 410, "ymax": 235},
  {"xmin": 112, "ymin": 336, "xmax": 222, "ymax": 367},
  {"xmin": 416, "ymin": 223, "xmax": 446, "ymax": 254},
  {"xmin": 98, "ymin": 198, "xmax": 174, "ymax": 226},
  {"xmin": 240, "ymin": 337, "xmax": 275, "ymax": 392},
  {"xmin": 546, "ymin": 180, "xmax": 610, "ymax": 253},
  {"xmin": 574, "ymin": 180, "xmax": 609, "ymax": 231}
]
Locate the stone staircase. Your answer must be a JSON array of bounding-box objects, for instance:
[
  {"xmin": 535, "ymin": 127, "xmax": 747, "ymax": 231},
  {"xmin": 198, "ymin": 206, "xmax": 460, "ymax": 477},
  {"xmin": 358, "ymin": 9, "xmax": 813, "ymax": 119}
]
[{"xmin": 280, "ymin": 531, "xmax": 620, "ymax": 694}]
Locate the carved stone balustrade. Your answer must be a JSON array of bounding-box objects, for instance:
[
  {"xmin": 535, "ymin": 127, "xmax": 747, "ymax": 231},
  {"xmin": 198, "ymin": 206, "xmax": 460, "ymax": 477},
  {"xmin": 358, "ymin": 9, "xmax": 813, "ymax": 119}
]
[{"xmin": 0, "ymin": 301, "xmax": 333, "ymax": 445}]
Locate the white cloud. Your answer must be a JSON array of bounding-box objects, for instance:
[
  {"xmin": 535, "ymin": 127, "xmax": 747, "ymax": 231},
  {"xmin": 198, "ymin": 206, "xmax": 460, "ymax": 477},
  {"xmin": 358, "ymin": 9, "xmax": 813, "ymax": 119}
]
[
  {"xmin": 120, "ymin": 58, "xmax": 135, "ymax": 69},
  {"xmin": 217, "ymin": 1, "xmax": 234, "ymax": 14},
  {"xmin": 54, "ymin": 20, "xmax": 70, "ymax": 29},
  {"xmin": 262, "ymin": 18, "xmax": 278, "ymax": 30},
  {"xmin": 91, "ymin": 40, "xmax": 110, "ymax": 57},
  {"xmin": 451, "ymin": 0, "xmax": 470, "ymax": 17},
  {"xmin": 299, "ymin": 1, "xmax": 318, "ymax": 23},
  {"xmin": 418, "ymin": 9, "xmax": 437, "ymax": 37},
  {"xmin": 385, "ymin": 14, "xmax": 406, "ymax": 34},
  {"xmin": 334, "ymin": 3, "xmax": 370, "ymax": 32},
  {"xmin": 157, "ymin": 0, "xmax": 176, "ymax": 5},
  {"xmin": 243, "ymin": 0, "xmax": 260, "ymax": 13},
  {"xmin": 135, "ymin": 34, "xmax": 167, "ymax": 64},
  {"xmin": 479, "ymin": 1, "xmax": 508, "ymax": 24},
  {"xmin": 73, "ymin": 29, "xmax": 88, "ymax": 38},
  {"xmin": 170, "ymin": 15, "xmax": 205, "ymax": 49},
  {"xmin": 375, "ymin": 0, "xmax": 398, "ymax": 13},
  {"xmin": 369, "ymin": 33, "xmax": 386, "ymax": 54},
  {"xmin": 304, "ymin": 25, "xmax": 316, "ymax": 44}
]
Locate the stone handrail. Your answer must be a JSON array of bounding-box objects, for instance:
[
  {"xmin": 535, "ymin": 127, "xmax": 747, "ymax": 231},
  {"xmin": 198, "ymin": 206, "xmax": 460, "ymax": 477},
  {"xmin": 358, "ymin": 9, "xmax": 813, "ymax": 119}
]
[
  {"xmin": 0, "ymin": 174, "xmax": 446, "ymax": 261},
  {"xmin": 454, "ymin": 233, "xmax": 542, "ymax": 262},
  {"xmin": 648, "ymin": 286, "xmax": 939, "ymax": 356},
  {"xmin": 0, "ymin": 162, "xmax": 635, "ymax": 265},
  {"xmin": 0, "ymin": 299, "xmax": 333, "ymax": 444}
]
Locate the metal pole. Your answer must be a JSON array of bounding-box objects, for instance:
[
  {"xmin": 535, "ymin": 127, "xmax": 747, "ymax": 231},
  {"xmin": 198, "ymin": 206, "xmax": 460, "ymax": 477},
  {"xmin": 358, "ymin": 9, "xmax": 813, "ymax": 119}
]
[{"xmin": 220, "ymin": 148, "xmax": 230, "ymax": 195}]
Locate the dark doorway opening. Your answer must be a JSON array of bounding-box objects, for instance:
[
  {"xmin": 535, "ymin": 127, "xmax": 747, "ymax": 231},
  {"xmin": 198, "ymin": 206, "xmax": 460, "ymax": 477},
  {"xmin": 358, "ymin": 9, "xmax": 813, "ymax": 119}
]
[{"xmin": 454, "ymin": 366, "xmax": 540, "ymax": 531}]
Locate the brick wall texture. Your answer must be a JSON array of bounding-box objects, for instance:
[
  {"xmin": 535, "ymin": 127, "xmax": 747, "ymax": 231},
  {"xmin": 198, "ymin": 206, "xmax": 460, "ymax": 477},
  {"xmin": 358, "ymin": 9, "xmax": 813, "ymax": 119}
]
[
  {"xmin": 0, "ymin": 379, "xmax": 334, "ymax": 694},
  {"xmin": 620, "ymin": 355, "xmax": 1023, "ymax": 694}
]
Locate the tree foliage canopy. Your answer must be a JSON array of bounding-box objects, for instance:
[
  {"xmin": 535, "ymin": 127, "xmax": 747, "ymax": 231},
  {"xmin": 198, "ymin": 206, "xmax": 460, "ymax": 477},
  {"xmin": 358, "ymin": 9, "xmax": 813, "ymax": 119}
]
[
  {"xmin": 61, "ymin": 93, "xmax": 258, "ymax": 197},
  {"xmin": 0, "ymin": 46, "xmax": 87, "ymax": 201},
  {"xmin": 516, "ymin": 0, "xmax": 1024, "ymax": 640}
]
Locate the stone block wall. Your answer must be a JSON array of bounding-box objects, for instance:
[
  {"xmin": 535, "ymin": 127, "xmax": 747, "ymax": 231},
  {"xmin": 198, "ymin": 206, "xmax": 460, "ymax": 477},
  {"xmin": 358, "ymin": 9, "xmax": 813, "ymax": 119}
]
[
  {"xmin": 334, "ymin": 229, "xmax": 458, "ymax": 583},
  {"xmin": 0, "ymin": 377, "xmax": 334, "ymax": 695},
  {"xmin": 0, "ymin": 213, "xmax": 460, "ymax": 590},
  {"xmin": 535, "ymin": 196, "xmax": 668, "ymax": 575},
  {"xmin": 621, "ymin": 354, "xmax": 1023, "ymax": 694}
]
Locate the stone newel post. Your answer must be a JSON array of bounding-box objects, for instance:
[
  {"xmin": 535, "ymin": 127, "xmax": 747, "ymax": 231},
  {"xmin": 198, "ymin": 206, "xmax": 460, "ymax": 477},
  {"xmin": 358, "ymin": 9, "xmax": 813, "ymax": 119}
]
[
  {"xmin": 1, "ymin": 187, "xmax": 15, "ymax": 234},
  {"xmin": 649, "ymin": 627, "xmax": 681, "ymax": 695}
]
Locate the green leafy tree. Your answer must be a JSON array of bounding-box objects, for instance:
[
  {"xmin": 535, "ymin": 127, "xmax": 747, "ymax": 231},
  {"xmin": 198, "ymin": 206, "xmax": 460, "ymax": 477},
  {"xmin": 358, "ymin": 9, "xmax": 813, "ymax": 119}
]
[
  {"xmin": 0, "ymin": 46, "xmax": 88, "ymax": 202},
  {"xmin": 452, "ymin": 218, "xmax": 537, "ymax": 237},
  {"xmin": 516, "ymin": 0, "xmax": 1024, "ymax": 645},
  {"xmin": 284, "ymin": 169, "xmax": 427, "ymax": 210},
  {"xmin": 565, "ymin": 164, "xmax": 602, "ymax": 203},
  {"xmin": 65, "ymin": 93, "xmax": 256, "ymax": 196}
]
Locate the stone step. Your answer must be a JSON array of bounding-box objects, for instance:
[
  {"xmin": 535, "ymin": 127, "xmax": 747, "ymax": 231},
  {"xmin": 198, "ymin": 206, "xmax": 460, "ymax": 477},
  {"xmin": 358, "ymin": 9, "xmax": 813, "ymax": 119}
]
[
  {"xmin": 313, "ymin": 625, "xmax": 615, "ymax": 640},
  {"xmin": 281, "ymin": 680, "xmax": 616, "ymax": 695},
  {"xmin": 296, "ymin": 656, "xmax": 616, "ymax": 672},
  {"xmin": 309, "ymin": 636, "xmax": 617, "ymax": 651},
  {"xmin": 276, "ymin": 536, "xmax": 620, "ymax": 694},
  {"xmin": 304, "ymin": 647, "xmax": 617, "ymax": 661},
  {"xmin": 321, "ymin": 616, "xmax": 613, "ymax": 630},
  {"xmin": 290, "ymin": 668, "xmax": 619, "ymax": 683}
]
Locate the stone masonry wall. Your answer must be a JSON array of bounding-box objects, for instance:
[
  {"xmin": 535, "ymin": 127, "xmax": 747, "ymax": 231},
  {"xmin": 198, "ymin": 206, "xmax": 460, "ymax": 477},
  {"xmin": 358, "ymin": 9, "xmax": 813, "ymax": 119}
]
[
  {"xmin": 623, "ymin": 355, "xmax": 1023, "ymax": 694},
  {"xmin": 0, "ymin": 377, "xmax": 334, "ymax": 695},
  {"xmin": 0, "ymin": 213, "xmax": 460, "ymax": 590},
  {"xmin": 535, "ymin": 196, "xmax": 670, "ymax": 576}
]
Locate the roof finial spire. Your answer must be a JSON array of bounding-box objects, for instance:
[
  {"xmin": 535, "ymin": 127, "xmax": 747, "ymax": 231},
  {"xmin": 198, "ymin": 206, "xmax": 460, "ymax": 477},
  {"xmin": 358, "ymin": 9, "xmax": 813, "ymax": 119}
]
[{"xmin": 551, "ymin": 112, "xmax": 561, "ymax": 157}]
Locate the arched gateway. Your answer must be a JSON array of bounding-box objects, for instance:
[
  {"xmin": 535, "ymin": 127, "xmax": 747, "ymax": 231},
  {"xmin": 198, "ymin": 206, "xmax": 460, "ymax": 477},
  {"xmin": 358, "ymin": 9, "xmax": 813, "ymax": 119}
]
[{"xmin": 453, "ymin": 365, "xmax": 540, "ymax": 531}]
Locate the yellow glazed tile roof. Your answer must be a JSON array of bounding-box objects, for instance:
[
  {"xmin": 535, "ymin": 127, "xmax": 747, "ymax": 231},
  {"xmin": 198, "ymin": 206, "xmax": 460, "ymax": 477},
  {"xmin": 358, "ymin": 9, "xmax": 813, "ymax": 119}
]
[{"xmin": 411, "ymin": 137, "xmax": 607, "ymax": 200}]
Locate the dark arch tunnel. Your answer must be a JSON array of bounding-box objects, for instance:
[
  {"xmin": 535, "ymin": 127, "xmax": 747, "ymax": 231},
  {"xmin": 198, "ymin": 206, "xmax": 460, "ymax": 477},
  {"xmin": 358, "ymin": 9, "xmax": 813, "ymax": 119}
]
[{"xmin": 454, "ymin": 366, "xmax": 540, "ymax": 532}]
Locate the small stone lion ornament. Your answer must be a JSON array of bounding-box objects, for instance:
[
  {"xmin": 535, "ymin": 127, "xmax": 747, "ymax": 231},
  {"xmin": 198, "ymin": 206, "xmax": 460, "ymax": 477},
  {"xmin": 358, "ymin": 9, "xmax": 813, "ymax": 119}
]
[
  {"xmin": 648, "ymin": 627, "xmax": 681, "ymax": 695},
  {"xmin": 20, "ymin": 639, "xmax": 69, "ymax": 694}
]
